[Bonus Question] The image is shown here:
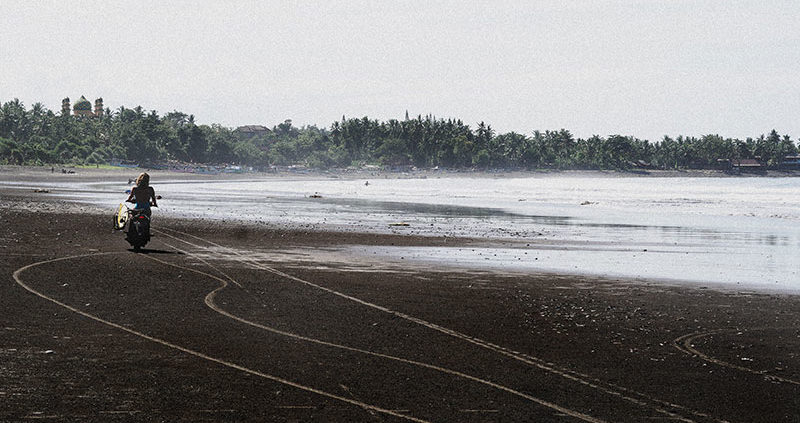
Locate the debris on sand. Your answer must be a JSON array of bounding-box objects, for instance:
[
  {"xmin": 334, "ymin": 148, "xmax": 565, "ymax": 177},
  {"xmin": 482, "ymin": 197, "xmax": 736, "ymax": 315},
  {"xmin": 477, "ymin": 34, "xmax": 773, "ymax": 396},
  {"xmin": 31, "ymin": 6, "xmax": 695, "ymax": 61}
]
[
  {"xmin": 389, "ymin": 222, "xmax": 410, "ymax": 227},
  {"xmin": 309, "ymin": 193, "xmax": 323, "ymax": 198},
  {"xmin": 580, "ymin": 201, "xmax": 595, "ymax": 205},
  {"xmin": 33, "ymin": 189, "xmax": 50, "ymax": 193}
]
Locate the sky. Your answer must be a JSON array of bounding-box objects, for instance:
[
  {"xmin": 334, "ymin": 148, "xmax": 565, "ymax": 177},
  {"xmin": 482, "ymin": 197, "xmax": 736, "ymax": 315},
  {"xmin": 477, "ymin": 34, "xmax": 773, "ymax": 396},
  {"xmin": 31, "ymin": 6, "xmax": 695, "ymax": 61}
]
[{"xmin": 2, "ymin": 0, "xmax": 799, "ymax": 142}]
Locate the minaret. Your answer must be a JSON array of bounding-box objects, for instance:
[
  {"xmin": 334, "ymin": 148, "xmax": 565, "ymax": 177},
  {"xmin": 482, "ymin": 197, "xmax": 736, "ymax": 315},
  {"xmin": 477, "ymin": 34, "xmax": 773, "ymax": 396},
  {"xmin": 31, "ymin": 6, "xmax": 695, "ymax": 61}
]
[
  {"xmin": 61, "ymin": 98, "xmax": 71, "ymax": 116},
  {"xmin": 94, "ymin": 98, "xmax": 104, "ymax": 117}
]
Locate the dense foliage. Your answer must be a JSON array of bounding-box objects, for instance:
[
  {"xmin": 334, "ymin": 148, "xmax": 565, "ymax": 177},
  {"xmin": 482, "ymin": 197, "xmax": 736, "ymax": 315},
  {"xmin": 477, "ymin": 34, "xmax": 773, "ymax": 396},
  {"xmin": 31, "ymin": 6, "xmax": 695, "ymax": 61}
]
[{"xmin": 1, "ymin": 99, "xmax": 797, "ymax": 170}]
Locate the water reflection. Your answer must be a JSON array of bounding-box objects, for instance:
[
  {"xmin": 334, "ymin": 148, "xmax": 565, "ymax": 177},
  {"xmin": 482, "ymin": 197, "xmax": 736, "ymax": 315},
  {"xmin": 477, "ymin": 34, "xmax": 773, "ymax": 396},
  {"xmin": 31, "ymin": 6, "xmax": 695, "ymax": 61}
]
[{"xmin": 321, "ymin": 197, "xmax": 792, "ymax": 248}]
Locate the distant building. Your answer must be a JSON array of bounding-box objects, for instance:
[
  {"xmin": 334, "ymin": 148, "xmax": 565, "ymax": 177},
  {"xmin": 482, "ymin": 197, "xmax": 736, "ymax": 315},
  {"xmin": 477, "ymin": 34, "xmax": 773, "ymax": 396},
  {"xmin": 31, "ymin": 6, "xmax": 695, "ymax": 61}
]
[
  {"xmin": 732, "ymin": 158, "xmax": 763, "ymax": 169},
  {"xmin": 61, "ymin": 98, "xmax": 70, "ymax": 116},
  {"xmin": 94, "ymin": 98, "xmax": 104, "ymax": 117},
  {"xmin": 235, "ymin": 125, "xmax": 270, "ymax": 138},
  {"xmin": 73, "ymin": 96, "xmax": 93, "ymax": 117},
  {"xmin": 62, "ymin": 96, "xmax": 103, "ymax": 118},
  {"xmin": 781, "ymin": 155, "xmax": 800, "ymax": 169},
  {"xmin": 718, "ymin": 158, "xmax": 763, "ymax": 172}
]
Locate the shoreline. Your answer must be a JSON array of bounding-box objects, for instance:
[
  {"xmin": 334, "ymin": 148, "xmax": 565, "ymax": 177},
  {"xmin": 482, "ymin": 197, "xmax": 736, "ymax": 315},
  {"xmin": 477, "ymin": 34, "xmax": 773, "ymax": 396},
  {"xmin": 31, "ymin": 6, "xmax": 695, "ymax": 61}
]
[
  {"xmin": 2, "ymin": 191, "xmax": 794, "ymax": 296},
  {"xmin": 3, "ymin": 167, "xmax": 799, "ymax": 296}
]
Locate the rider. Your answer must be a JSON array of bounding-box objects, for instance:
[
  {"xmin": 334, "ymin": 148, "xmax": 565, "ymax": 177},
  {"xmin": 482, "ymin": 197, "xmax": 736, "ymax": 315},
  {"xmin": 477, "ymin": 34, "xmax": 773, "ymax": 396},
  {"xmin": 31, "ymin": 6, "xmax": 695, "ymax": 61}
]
[{"xmin": 126, "ymin": 172, "xmax": 158, "ymax": 217}]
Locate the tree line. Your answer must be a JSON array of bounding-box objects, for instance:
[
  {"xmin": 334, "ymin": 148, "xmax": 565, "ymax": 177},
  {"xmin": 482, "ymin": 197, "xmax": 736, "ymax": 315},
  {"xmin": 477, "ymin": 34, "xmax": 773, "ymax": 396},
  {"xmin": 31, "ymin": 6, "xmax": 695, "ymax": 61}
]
[{"xmin": 1, "ymin": 98, "xmax": 797, "ymax": 170}]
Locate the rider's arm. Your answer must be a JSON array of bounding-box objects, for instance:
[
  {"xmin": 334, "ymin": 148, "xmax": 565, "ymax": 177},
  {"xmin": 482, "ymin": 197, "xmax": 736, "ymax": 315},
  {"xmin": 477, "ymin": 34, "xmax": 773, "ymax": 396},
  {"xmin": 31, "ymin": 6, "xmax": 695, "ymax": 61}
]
[
  {"xmin": 126, "ymin": 187, "xmax": 136, "ymax": 203},
  {"xmin": 150, "ymin": 187, "xmax": 158, "ymax": 207}
]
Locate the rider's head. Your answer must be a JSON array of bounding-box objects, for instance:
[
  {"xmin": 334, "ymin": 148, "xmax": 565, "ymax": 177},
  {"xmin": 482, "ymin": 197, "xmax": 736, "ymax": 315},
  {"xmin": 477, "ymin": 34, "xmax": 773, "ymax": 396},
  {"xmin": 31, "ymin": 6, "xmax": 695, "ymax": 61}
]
[{"xmin": 135, "ymin": 172, "xmax": 150, "ymax": 188}]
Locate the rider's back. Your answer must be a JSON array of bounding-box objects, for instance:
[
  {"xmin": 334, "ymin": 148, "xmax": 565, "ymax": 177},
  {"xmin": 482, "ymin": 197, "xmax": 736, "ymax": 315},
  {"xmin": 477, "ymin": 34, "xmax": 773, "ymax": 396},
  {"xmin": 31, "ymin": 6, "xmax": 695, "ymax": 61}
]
[{"xmin": 131, "ymin": 186, "xmax": 155, "ymax": 208}]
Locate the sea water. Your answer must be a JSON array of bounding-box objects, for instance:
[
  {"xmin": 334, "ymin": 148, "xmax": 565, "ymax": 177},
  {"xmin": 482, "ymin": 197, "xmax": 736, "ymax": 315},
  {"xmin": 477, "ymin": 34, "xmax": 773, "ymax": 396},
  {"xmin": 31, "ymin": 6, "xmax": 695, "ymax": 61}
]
[{"xmin": 16, "ymin": 174, "xmax": 800, "ymax": 291}]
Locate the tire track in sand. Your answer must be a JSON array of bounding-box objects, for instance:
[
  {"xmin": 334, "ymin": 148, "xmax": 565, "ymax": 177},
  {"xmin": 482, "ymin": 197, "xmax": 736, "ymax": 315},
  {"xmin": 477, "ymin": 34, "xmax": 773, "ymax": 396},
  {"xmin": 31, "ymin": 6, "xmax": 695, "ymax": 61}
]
[
  {"xmin": 674, "ymin": 329, "xmax": 800, "ymax": 386},
  {"xmin": 156, "ymin": 227, "xmax": 729, "ymax": 423},
  {"xmin": 152, "ymin": 240, "xmax": 608, "ymax": 423},
  {"xmin": 12, "ymin": 253, "xmax": 430, "ymax": 423}
]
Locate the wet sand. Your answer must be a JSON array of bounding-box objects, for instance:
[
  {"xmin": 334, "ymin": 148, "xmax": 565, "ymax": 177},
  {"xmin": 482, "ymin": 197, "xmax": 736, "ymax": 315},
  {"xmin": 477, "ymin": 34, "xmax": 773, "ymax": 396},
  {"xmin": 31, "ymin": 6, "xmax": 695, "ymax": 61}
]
[{"xmin": 1, "ymin": 185, "xmax": 799, "ymax": 422}]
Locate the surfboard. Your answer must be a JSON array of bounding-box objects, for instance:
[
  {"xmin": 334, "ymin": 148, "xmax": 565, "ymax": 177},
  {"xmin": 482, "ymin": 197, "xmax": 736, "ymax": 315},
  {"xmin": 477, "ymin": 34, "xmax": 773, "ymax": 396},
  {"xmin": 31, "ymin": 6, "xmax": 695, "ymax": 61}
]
[{"xmin": 114, "ymin": 203, "xmax": 129, "ymax": 230}]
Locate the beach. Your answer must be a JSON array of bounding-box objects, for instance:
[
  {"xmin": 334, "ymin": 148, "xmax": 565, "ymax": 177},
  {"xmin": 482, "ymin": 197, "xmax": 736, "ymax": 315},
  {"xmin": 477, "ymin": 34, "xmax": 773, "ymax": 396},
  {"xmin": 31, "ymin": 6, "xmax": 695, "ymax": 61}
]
[{"xmin": 1, "ymin": 168, "xmax": 799, "ymax": 422}]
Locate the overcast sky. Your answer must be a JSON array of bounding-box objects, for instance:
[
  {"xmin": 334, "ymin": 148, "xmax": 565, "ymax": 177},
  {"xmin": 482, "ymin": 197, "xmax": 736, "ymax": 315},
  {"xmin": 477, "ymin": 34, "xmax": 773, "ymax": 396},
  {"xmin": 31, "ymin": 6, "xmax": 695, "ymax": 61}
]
[{"xmin": 2, "ymin": 1, "xmax": 798, "ymax": 141}]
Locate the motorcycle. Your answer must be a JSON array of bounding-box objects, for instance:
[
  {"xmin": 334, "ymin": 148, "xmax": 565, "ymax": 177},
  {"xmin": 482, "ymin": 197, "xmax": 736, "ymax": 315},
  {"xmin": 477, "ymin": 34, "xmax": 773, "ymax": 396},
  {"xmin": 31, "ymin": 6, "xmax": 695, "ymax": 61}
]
[
  {"xmin": 124, "ymin": 207, "xmax": 151, "ymax": 251},
  {"xmin": 114, "ymin": 195, "xmax": 160, "ymax": 251}
]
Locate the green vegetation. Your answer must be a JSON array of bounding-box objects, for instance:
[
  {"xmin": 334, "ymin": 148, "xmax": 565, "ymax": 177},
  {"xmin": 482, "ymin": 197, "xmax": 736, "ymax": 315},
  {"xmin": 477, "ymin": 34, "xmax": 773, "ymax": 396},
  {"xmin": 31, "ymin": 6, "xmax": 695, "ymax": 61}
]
[{"xmin": 1, "ymin": 98, "xmax": 797, "ymax": 170}]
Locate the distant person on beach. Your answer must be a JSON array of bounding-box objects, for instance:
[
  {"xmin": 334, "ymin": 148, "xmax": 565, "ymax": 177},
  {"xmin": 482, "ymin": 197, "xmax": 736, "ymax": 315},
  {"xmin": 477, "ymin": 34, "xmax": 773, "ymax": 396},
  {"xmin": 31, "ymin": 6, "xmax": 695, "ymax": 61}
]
[{"xmin": 126, "ymin": 172, "xmax": 158, "ymax": 217}]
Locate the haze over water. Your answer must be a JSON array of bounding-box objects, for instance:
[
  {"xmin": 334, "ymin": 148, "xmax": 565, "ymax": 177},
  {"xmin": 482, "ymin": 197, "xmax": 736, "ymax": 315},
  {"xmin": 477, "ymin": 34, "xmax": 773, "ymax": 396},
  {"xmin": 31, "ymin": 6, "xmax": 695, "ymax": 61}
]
[{"xmin": 27, "ymin": 174, "xmax": 800, "ymax": 292}]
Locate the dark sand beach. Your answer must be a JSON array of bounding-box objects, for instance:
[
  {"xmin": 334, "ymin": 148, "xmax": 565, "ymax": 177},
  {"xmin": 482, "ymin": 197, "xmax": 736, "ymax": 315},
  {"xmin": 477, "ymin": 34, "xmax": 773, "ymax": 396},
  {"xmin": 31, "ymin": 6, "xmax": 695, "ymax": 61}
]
[{"xmin": 1, "ymin": 174, "xmax": 799, "ymax": 422}]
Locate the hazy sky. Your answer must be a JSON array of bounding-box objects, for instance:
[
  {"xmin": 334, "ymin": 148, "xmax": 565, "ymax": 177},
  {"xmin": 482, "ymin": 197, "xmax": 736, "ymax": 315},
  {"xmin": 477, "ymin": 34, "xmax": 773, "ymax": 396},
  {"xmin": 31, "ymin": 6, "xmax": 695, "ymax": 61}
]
[{"xmin": 2, "ymin": 1, "xmax": 798, "ymax": 141}]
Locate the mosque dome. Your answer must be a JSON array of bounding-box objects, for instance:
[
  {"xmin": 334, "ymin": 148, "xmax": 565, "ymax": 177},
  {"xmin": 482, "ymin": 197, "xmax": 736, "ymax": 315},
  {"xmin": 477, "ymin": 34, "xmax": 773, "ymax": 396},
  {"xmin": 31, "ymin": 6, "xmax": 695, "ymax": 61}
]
[{"xmin": 73, "ymin": 96, "xmax": 92, "ymax": 111}]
